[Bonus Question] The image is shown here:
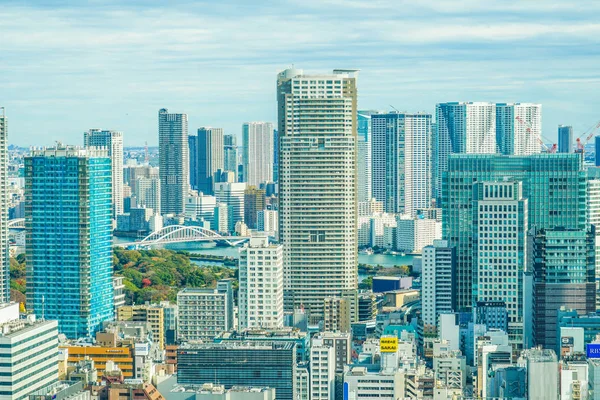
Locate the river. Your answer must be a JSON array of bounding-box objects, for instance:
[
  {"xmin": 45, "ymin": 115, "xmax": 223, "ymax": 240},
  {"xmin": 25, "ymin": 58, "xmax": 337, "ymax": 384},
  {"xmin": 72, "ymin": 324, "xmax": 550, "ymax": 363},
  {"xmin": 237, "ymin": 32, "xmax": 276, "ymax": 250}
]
[{"xmin": 113, "ymin": 238, "xmax": 419, "ymax": 281}]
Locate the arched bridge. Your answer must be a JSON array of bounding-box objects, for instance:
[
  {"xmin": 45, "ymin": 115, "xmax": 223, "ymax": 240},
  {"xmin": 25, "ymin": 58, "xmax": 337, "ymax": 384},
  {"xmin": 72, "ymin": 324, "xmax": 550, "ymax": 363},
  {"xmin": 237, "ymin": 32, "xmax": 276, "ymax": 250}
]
[
  {"xmin": 8, "ymin": 218, "xmax": 25, "ymax": 229},
  {"xmin": 116, "ymin": 225, "xmax": 250, "ymax": 248}
]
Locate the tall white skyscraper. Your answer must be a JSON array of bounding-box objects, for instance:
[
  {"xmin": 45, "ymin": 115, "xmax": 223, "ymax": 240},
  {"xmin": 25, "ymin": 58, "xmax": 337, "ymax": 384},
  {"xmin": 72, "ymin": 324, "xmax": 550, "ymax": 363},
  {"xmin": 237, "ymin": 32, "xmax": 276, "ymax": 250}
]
[
  {"xmin": 242, "ymin": 122, "xmax": 274, "ymax": 186},
  {"xmin": 496, "ymin": 103, "xmax": 542, "ymax": 156},
  {"xmin": 371, "ymin": 112, "xmax": 432, "ymax": 216},
  {"xmin": 159, "ymin": 108, "xmax": 188, "ymax": 215},
  {"xmin": 197, "ymin": 127, "xmax": 224, "ymax": 195},
  {"xmin": 0, "ymin": 109, "xmax": 8, "ymax": 303},
  {"xmin": 84, "ymin": 129, "xmax": 124, "ymax": 217},
  {"xmin": 238, "ymin": 236, "xmax": 284, "ymax": 329},
  {"xmin": 278, "ymin": 68, "xmax": 358, "ymax": 322}
]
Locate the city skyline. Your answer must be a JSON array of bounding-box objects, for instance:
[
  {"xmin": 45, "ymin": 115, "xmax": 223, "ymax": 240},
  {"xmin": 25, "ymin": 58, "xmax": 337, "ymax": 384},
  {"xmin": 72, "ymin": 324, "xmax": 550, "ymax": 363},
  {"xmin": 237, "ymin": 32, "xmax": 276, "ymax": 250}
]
[{"xmin": 2, "ymin": 0, "xmax": 600, "ymax": 146}]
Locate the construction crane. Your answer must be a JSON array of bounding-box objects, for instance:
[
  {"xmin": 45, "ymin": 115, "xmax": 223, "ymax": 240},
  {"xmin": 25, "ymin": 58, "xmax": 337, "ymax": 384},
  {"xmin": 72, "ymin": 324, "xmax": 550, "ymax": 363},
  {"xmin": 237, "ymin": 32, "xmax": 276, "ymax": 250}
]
[
  {"xmin": 575, "ymin": 121, "xmax": 600, "ymax": 153},
  {"xmin": 515, "ymin": 116, "xmax": 557, "ymax": 153}
]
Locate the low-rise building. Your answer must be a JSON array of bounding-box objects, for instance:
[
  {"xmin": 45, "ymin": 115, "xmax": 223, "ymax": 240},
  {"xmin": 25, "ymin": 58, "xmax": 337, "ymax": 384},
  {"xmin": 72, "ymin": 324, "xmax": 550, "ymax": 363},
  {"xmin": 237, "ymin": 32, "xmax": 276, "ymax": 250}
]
[
  {"xmin": 177, "ymin": 280, "xmax": 234, "ymax": 343},
  {"xmin": 117, "ymin": 304, "xmax": 165, "ymax": 350},
  {"xmin": 0, "ymin": 303, "xmax": 59, "ymax": 400}
]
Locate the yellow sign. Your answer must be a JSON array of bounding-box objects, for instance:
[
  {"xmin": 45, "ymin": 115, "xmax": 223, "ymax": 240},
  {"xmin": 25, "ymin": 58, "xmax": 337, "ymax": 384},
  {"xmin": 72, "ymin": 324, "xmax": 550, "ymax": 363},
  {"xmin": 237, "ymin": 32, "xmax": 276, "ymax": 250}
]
[{"xmin": 380, "ymin": 337, "xmax": 398, "ymax": 353}]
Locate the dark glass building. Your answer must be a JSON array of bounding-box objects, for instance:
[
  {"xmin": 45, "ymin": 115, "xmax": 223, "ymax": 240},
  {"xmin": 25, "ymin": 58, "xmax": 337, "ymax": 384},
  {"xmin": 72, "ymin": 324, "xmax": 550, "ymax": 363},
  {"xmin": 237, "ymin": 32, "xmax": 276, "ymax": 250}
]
[{"xmin": 177, "ymin": 342, "xmax": 296, "ymax": 400}]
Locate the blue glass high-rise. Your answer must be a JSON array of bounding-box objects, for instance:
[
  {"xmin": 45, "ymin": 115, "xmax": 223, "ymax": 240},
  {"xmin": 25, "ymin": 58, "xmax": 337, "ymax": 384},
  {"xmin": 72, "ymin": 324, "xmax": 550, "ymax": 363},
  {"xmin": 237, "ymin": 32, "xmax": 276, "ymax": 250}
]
[{"xmin": 25, "ymin": 145, "xmax": 114, "ymax": 339}]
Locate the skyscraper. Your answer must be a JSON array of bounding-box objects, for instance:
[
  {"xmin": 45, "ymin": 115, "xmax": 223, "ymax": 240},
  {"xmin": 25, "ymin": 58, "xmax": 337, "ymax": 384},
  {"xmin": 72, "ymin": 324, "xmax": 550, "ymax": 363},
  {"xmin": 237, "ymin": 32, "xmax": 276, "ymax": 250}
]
[
  {"xmin": 531, "ymin": 227, "xmax": 595, "ymax": 349},
  {"xmin": 273, "ymin": 129, "xmax": 279, "ymax": 183},
  {"xmin": 434, "ymin": 102, "xmax": 496, "ymax": 201},
  {"xmin": 214, "ymin": 182, "xmax": 246, "ymax": 232},
  {"xmin": 371, "ymin": 112, "xmax": 432, "ymax": 216},
  {"xmin": 25, "ymin": 145, "xmax": 114, "ymax": 338},
  {"xmin": 357, "ymin": 111, "xmax": 374, "ymax": 203},
  {"xmin": 277, "ymin": 68, "xmax": 358, "ymax": 321},
  {"xmin": 558, "ymin": 125, "xmax": 574, "ymax": 153},
  {"xmin": 159, "ymin": 108, "xmax": 188, "ymax": 215},
  {"xmin": 188, "ymin": 134, "xmax": 198, "ymax": 189},
  {"xmin": 242, "ymin": 122, "xmax": 274, "ymax": 187},
  {"xmin": 496, "ymin": 103, "xmax": 542, "ymax": 156},
  {"xmin": 434, "ymin": 102, "xmax": 542, "ymax": 201},
  {"xmin": 197, "ymin": 127, "xmax": 224, "ymax": 195},
  {"xmin": 442, "ymin": 153, "xmax": 587, "ymax": 312},
  {"xmin": 473, "ymin": 180, "xmax": 528, "ymax": 346},
  {"xmin": 84, "ymin": 129, "xmax": 124, "ymax": 218},
  {"xmin": 0, "ymin": 109, "xmax": 8, "ymax": 303},
  {"xmin": 223, "ymin": 134, "xmax": 238, "ymax": 180}
]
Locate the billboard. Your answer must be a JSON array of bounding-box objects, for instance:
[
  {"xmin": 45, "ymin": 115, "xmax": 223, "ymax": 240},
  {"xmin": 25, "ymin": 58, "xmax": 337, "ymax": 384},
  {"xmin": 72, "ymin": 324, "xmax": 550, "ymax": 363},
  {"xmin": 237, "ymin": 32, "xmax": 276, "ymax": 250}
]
[
  {"xmin": 380, "ymin": 337, "xmax": 398, "ymax": 353},
  {"xmin": 587, "ymin": 343, "xmax": 600, "ymax": 358}
]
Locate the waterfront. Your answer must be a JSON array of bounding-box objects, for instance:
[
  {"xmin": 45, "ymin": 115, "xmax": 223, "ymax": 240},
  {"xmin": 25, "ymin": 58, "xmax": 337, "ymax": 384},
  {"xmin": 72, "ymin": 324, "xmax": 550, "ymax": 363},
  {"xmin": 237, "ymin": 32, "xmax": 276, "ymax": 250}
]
[{"xmin": 113, "ymin": 237, "xmax": 418, "ymax": 279}]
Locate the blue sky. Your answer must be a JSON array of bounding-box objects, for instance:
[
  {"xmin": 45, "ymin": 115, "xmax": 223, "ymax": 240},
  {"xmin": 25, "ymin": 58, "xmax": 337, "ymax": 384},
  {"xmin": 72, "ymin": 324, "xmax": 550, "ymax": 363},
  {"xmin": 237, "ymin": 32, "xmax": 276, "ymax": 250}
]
[{"xmin": 2, "ymin": 0, "xmax": 600, "ymax": 146}]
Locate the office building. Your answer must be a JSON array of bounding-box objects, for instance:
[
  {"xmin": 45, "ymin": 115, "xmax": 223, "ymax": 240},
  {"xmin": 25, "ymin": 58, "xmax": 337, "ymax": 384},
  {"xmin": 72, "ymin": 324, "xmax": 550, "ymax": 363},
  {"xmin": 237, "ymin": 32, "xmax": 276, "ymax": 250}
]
[
  {"xmin": 159, "ymin": 108, "xmax": 188, "ymax": 215},
  {"xmin": 395, "ymin": 215, "xmax": 441, "ymax": 253},
  {"xmin": 214, "ymin": 182, "xmax": 246, "ymax": 232},
  {"xmin": 442, "ymin": 153, "xmax": 587, "ymax": 312},
  {"xmin": 257, "ymin": 209, "xmax": 278, "ymax": 236},
  {"xmin": 216, "ymin": 328, "xmax": 310, "ymax": 363},
  {"xmin": 188, "ymin": 134, "xmax": 198, "ymax": 189},
  {"xmin": 177, "ymin": 342, "xmax": 296, "ymax": 400},
  {"xmin": 0, "ymin": 110, "xmax": 8, "ymax": 303},
  {"xmin": 212, "ymin": 203, "xmax": 230, "ymax": 234},
  {"xmin": 25, "ymin": 145, "xmax": 113, "ymax": 338},
  {"xmin": 197, "ymin": 127, "xmax": 224, "ymax": 195},
  {"xmin": 372, "ymin": 276, "xmax": 413, "ymax": 293},
  {"xmin": 124, "ymin": 165, "xmax": 159, "ymax": 194},
  {"xmin": 117, "ymin": 304, "xmax": 165, "ymax": 350},
  {"xmin": 310, "ymin": 338, "xmax": 336, "ymax": 400},
  {"xmin": 134, "ymin": 176, "xmax": 160, "ymax": 214},
  {"xmin": 531, "ymin": 227, "xmax": 596, "ymax": 349},
  {"xmin": 177, "ymin": 280, "xmax": 233, "ymax": 342},
  {"xmin": 434, "ymin": 102, "xmax": 496, "ymax": 201},
  {"xmin": 242, "ymin": 122, "xmax": 274, "ymax": 186},
  {"xmin": 486, "ymin": 366, "xmax": 526, "ymax": 399},
  {"xmin": 473, "ymin": 180, "xmax": 527, "ymax": 346},
  {"xmin": 422, "ymin": 240, "xmax": 455, "ymax": 332},
  {"xmin": 185, "ymin": 192, "xmax": 216, "ymax": 223},
  {"xmin": 371, "ymin": 112, "xmax": 432, "ymax": 216},
  {"xmin": 474, "ymin": 301, "xmax": 508, "ymax": 332},
  {"xmin": 223, "ymin": 134, "xmax": 238, "ymax": 181},
  {"xmin": 558, "ymin": 125, "xmax": 574, "ymax": 153},
  {"xmin": 0, "ymin": 303, "xmax": 58, "ymax": 400},
  {"xmin": 113, "ymin": 276, "xmax": 126, "ymax": 313},
  {"xmin": 238, "ymin": 237, "xmax": 284, "ymax": 329},
  {"xmin": 344, "ymin": 366, "xmax": 405, "ymax": 400},
  {"xmin": 323, "ymin": 297, "xmax": 351, "ymax": 333},
  {"xmin": 357, "ymin": 111, "xmax": 375, "ymax": 202},
  {"xmin": 243, "ymin": 186, "xmax": 265, "ymax": 229},
  {"xmin": 319, "ymin": 332, "xmax": 351, "ymax": 373},
  {"xmin": 517, "ymin": 348, "xmax": 558, "ymax": 399},
  {"xmin": 277, "ymin": 68, "xmax": 358, "ymax": 321},
  {"xmin": 495, "ymin": 103, "xmax": 542, "ymax": 156},
  {"xmin": 84, "ymin": 129, "xmax": 124, "ymax": 217}
]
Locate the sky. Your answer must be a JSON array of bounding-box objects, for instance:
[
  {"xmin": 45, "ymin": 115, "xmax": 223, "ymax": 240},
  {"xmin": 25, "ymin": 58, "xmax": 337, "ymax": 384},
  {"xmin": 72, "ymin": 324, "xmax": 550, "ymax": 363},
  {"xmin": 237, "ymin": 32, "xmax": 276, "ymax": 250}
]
[{"xmin": 2, "ymin": 0, "xmax": 600, "ymax": 147}]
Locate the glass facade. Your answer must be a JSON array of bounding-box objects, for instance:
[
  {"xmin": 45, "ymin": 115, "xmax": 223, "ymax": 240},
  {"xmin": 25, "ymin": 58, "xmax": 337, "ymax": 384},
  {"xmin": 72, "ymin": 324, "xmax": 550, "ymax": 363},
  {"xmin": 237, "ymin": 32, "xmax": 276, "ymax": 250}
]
[
  {"xmin": 442, "ymin": 153, "xmax": 587, "ymax": 312},
  {"xmin": 25, "ymin": 147, "xmax": 114, "ymax": 339},
  {"xmin": 177, "ymin": 342, "xmax": 296, "ymax": 400}
]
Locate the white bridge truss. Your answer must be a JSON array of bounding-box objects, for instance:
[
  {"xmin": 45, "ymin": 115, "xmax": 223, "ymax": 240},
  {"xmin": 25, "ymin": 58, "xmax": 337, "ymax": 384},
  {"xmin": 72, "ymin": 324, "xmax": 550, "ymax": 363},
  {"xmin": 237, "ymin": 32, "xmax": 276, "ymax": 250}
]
[{"xmin": 117, "ymin": 225, "xmax": 250, "ymax": 247}]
